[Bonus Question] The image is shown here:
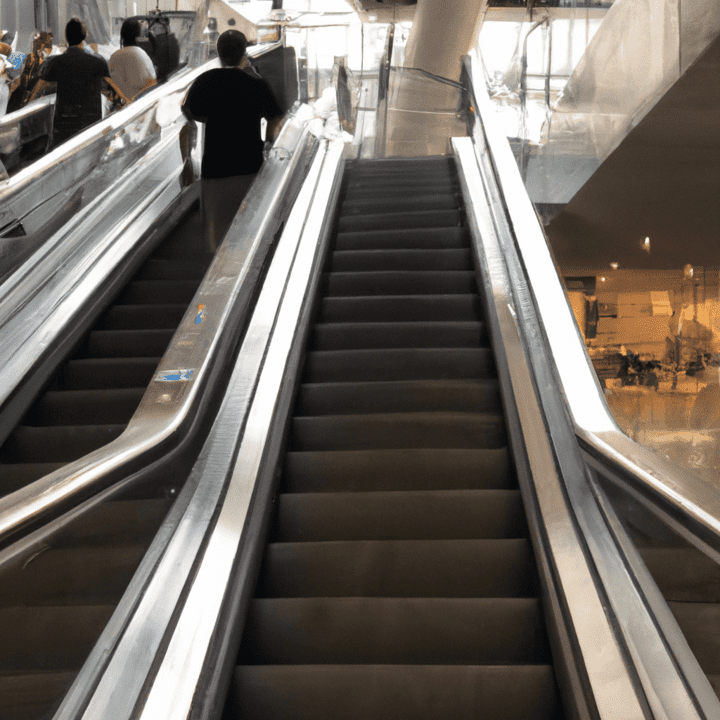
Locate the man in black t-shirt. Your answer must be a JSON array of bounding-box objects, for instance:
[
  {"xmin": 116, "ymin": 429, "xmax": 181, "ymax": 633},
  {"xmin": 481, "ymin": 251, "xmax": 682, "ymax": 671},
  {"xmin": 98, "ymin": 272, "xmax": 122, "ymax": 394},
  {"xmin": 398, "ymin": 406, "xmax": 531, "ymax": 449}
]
[
  {"xmin": 36, "ymin": 17, "xmax": 127, "ymax": 147},
  {"xmin": 183, "ymin": 30, "xmax": 282, "ymax": 252}
]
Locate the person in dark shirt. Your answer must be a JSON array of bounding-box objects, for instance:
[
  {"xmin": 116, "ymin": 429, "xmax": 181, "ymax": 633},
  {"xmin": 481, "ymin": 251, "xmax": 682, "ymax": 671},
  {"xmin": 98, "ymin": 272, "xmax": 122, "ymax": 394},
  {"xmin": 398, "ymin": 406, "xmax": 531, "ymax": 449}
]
[
  {"xmin": 182, "ymin": 30, "xmax": 282, "ymax": 252},
  {"xmin": 35, "ymin": 17, "xmax": 127, "ymax": 147}
]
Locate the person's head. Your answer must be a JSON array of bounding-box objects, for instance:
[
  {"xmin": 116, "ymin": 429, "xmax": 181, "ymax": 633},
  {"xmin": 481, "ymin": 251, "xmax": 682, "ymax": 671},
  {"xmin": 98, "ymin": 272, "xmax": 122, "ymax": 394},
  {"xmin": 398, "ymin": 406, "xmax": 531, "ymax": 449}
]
[
  {"xmin": 32, "ymin": 31, "xmax": 53, "ymax": 56},
  {"xmin": 65, "ymin": 17, "xmax": 87, "ymax": 47},
  {"xmin": 217, "ymin": 30, "xmax": 247, "ymax": 67},
  {"xmin": 120, "ymin": 18, "xmax": 141, "ymax": 48}
]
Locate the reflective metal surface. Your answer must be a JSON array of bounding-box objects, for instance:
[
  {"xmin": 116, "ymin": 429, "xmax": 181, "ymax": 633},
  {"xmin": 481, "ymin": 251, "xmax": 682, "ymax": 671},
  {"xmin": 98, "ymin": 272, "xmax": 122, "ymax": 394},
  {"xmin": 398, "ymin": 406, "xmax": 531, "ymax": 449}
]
[
  {"xmin": 461, "ymin": 52, "xmax": 720, "ymax": 717},
  {"xmin": 454, "ymin": 137, "xmax": 648, "ymax": 719},
  {"xmin": 464, "ymin": 49, "xmax": 720, "ymax": 559},
  {"xmin": 0, "ymin": 110, "xmax": 317, "ymax": 544},
  {"xmin": 69, "ymin": 139, "xmax": 345, "ymax": 720}
]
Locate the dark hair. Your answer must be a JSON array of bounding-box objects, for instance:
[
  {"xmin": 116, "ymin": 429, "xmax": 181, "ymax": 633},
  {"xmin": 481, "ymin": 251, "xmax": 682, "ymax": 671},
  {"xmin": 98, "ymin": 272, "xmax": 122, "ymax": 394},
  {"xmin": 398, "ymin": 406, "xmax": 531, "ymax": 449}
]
[
  {"xmin": 217, "ymin": 30, "xmax": 247, "ymax": 67},
  {"xmin": 65, "ymin": 17, "xmax": 87, "ymax": 46},
  {"xmin": 120, "ymin": 18, "xmax": 141, "ymax": 47}
]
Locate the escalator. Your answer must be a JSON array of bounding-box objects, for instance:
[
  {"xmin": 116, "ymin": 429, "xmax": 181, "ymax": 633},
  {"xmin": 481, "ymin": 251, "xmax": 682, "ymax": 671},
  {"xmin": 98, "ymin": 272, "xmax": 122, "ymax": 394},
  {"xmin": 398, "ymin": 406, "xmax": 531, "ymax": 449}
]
[
  {"xmin": 0, "ymin": 198, "xmax": 211, "ymax": 720},
  {"xmin": 0, "ymin": 199, "xmax": 211, "ymax": 493},
  {"xmin": 223, "ymin": 156, "xmax": 561, "ymax": 719}
]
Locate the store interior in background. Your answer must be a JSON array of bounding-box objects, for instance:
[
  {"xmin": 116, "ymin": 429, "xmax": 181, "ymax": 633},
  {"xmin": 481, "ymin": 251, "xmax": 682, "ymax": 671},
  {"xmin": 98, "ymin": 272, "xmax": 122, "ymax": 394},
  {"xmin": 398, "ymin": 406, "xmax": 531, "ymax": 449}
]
[{"xmin": 479, "ymin": 0, "xmax": 720, "ymax": 483}]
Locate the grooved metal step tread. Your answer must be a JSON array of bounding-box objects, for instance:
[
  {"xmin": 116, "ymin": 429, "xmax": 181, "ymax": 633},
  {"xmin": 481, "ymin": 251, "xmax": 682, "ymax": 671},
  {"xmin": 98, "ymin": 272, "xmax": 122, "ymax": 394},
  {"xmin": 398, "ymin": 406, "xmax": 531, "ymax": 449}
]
[
  {"xmin": 115, "ymin": 279, "xmax": 200, "ymax": 305},
  {"xmin": 96, "ymin": 304, "xmax": 187, "ymax": 330},
  {"xmin": 0, "ymin": 545, "xmax": 147, "ymax": 607},
  {"xmin": 318, "ymin": 295, "xmax": 482, "ymax": 323},
  {"xmin": 639, "ymin": 547, "xmax": 720, "ymax": 602},
  {"xmin": 240, "ymin": 597, "xmax": 548, "ymax": 665},
  {"xmin": 49, "ymin": 499, "xmax": 169, "ymax": 547},
  {"xmin": 309, "ymin": 321, "xmax": 487, "ymax": 350},
  {"xmin": 295, "ymin": 379, "xmax": 501, "ymax": 416},
  {"xmin": 323, "ymin": 270, "xmax": 476, "ymax": 296},
  {"xmin": 343, "ymin": 182, "xmax": 461, "ymax": 202},
  {"xmin": 302, "ymin": 348, "xmax": 495, "ymax": 383},
  {"xmin": 338, "ymin": 210, "xmax": 461, "ymax": 234},
  {"xmin": 289, "ymin": 412, "xmax": 506, "ymax": 451},
  {"xmin": 257, "ymin": 538, "xmax": 536, "ymax": 598},
  {"xmin": 86, "ymin": 329, "xmax": 175, "ymax": 358},
  {"xmin": 282, "ymin": 448, "xmax": 513, "ymax": 492},
  {"xmin": 0, "ymin": 605, "xmax": 115, "ymax": 673},
  {"xmin": 57, "ymin": 357, "xmax": 161, "ymax": 390},
  {"xmin": 25, "ymin": 387, "xmax": 146, "ymax": 426},
  {"xmin": 668, "ymin": 601, "xmax": 720, "ymax": 675},
  {"xmin": 0, "ymin": 424, "xmax": 126, "ymax": 463},
  {"xmin": 0, "ymin": 671, "xmax": 76, "ymax": 720},
  {"xmin": 341, "ymin": 194, "xmax": 459, "ymax": 216},
  {"xmin": 0, "ymin": 463, "xmax": 67, "ymax": 493},
  {"xmin": 330, "ymin": 249, "xmax": 472, "ymax": 272},
  {"xmin": 335, "ymin": 226, "xmax": 469, "ymax": 251},
  {"xmin": 226, "ymin": 664, "xmax": 558, "ymax": 720},
  {"xmin": 273, "ymin": 490, "xmax": 526, "ymax": 542}
]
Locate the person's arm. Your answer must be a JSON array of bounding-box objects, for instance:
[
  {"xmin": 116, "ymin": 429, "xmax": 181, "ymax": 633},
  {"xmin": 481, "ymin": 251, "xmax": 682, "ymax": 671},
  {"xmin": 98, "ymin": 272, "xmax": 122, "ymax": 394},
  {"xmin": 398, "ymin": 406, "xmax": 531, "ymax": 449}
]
[
  {"xmin": 266, "ymin": 115, "xmax": 283, "ymax": 142},
  {"xmin": 181, "ymin": 79, "xmax": 208, "ymax": 123},
  {"xmin": 103, "ymin": 76, "xmax": 129, "ymax": 108},
  {"xmin": 27, "ymin": 78, "xmax": 53, "ymax": 103}
]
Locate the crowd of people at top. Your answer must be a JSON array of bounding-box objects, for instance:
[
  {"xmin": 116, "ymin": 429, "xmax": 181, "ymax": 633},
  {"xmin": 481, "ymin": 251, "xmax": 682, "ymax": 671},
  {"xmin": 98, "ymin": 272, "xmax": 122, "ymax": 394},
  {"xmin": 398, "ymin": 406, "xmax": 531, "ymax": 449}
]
[{"xmin": 0, "ymin": 16, "xmax": 160, "ymax": 145}]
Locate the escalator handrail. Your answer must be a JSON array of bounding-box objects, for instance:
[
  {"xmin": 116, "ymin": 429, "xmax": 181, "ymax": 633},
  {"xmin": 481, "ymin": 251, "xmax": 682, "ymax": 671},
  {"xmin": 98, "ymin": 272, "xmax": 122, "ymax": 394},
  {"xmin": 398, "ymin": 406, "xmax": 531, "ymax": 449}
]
[
  {"xmin": 463, "ymin": 51, "xmax": 720, "ymax": 563},
  {"xmin": 455, "ymin": 136, "xmax": 719, "ymax": 720},
  {"xmin": 52, "ymin": 139, "xmax": 346, "ymax": 720},
  {"xmin": 0, "ymin": 109, "xmax": 318, "ymax": 545},
  {"xmin": 460, "ymin": 52, "xmax": 720, "ymax": 718}
]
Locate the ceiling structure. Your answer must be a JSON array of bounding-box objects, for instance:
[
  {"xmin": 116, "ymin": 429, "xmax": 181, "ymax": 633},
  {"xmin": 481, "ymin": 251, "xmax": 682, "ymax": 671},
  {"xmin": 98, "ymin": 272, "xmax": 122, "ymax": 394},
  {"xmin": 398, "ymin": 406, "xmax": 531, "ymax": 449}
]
[
  {"xmin": 342, "ymin": 0, "xmax": 417, "ymax": 23},
  {"xmin": 546, "ymin": 31, "xmax": 720, "ymax": 272}
]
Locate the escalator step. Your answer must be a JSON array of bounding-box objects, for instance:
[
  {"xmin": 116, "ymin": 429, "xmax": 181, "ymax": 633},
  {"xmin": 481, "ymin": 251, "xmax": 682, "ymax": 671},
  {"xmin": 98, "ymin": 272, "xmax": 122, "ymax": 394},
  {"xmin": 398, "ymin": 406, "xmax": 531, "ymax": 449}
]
[
  {"xmin": 282, "ymin": 448, "xmax": 513, "ymax": 493},
  {"xmin": 295, "ymin": 379, "xmax": 501, "ymax": 416},
  {"xmin": 50, "ymin": 499, "xmax": 169, "ymax": 547},
  {"xmin": 132, "ymin": 257, "xmax": 209, "ymax": 282},
  {"xmin": 0, "ymin": 605, "xmax": 115, "ymax": 673},
  {"xmin": 335, "ymin": 226, "xmax": 469, "ymax": 251},
  {"xmin": 115, "ymin": 279, "xmax": 200, "ymax": 305},
  {"xmin": 329, "ymin": 249, "xmax": 472, "ymax": 272},
  {"xmin": 0, "ymin": 463, "xmax": 67, "ymax": 494},
  {"xmin": 668, "ymin": 601, "xmax": 720, "ymax": 676},
  {"xmin": 323, "ymin": 270, "xmax": 476, "ymax": 296},
  {"xmin": 226, "ymin": 664, "xmax": 558, "ymax": 720},
  {"xmin": 338, "ymin": 210, "xmax": 461, "ymax": 234},
  {"xmin": 0, "ymin": 425, "xmax": 125, "ymax": 463},
  {"xmin": 24, "ymin": 388, "xmax": 145, "ymax": 426},
  {"xmin": 57, "ymin": 357, "xmax": 160, "ymax": 390},
  {"xmin": 0, "ymin": 545, "xmax": 147, "ymax": 606},
  {"xmin": 318, "ymin": 295, "xmax": 482, "ymax": 323},
  {"xmin": 95, "ymin": 304, "xmax": 187, "ymax": 330},
  {"xmin": 0, "ymin": 671, "xmax": 76, "ymax": 720},
  {"xmin": 343, "ymin": 182, "xmax": 460, "ymax": 202},
  {"xmin": 341, "ymin": 193, "xmax": 459, "ymax": 216},
  {"xmin": 239, "ymin": 597, "xmax": 548, "ymax": 664},
  {"xmin": 289, "ymin": 412, "xmax": 505, "ymax": 451},
  {"xmin": 85, "ymin": 329, "xmax": 175, "ymax": 358},
  {"xmin": 309, "ymin": 321, "xmax": 487, "ymax": 350},
  {"xmin": 256, "ymin": 539, "xmax": 535, "ymax": 598},
  {"xmin": 302, "ymin": 348, "xmax": 495, "ymax": 383},
  {"xmin": 273, "ymin": 490, "xmax": 526, "ymax": 541}
]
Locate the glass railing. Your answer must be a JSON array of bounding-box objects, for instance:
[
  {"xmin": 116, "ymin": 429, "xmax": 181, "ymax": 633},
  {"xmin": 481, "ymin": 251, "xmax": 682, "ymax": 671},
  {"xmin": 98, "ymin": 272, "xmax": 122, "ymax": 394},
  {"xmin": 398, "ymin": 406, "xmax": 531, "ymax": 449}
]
[{"xmin": 479, "ymin": 0, "xmax": 720, "ymax": 486}]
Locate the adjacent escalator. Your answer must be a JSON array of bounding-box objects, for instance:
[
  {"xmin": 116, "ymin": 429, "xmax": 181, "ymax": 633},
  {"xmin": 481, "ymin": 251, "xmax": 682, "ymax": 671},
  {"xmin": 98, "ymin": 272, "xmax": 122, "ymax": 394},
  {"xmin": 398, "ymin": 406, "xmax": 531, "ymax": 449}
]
[
  {"xmin": 0, "ymin": 199, "xmax": 211, "ymax": 494},
  {"xmin": 0, "ymin": 199, "xmax": 210, "ymax": 720},
  {"xmin": 223, "ymin": 157, "xmax": 562, "ymax": 719}
]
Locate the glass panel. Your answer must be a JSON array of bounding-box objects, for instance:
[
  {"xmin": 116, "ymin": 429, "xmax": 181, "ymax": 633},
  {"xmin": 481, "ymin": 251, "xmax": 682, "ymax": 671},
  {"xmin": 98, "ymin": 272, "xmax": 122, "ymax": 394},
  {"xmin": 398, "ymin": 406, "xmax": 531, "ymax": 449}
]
[
  {"xmin": 479, "ymin": 0, "xmax": 720, "ymax": 484},
  {"xmin": 597, "ymin": 475, "xmax": 720, "ymax": 699}
]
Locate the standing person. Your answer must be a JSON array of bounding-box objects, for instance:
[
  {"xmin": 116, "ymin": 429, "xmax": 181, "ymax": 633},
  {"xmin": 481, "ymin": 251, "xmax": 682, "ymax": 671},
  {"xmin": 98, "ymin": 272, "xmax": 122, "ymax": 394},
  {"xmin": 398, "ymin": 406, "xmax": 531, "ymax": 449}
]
[
  {"xmin": 7, "ymin": 31, "xmax": 54, "ymax": 113},
  {"xmin": 34, "ymin": 17, "xmax": 128, "ymax": 147},
  {"xmin": 109, "ymin": 19, "xmax": 156, "ymax": 101},
  {"xmin": 182, "ymin": 30, "xmax": 282, "ymax": 252}
]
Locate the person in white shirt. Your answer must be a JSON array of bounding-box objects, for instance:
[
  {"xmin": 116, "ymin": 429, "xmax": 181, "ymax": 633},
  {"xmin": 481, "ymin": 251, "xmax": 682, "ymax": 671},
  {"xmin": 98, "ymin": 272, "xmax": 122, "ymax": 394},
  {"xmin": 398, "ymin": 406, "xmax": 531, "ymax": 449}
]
[{"xmin": 109, "ymin": 18, "xmax": 156, "ymax": 101}]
